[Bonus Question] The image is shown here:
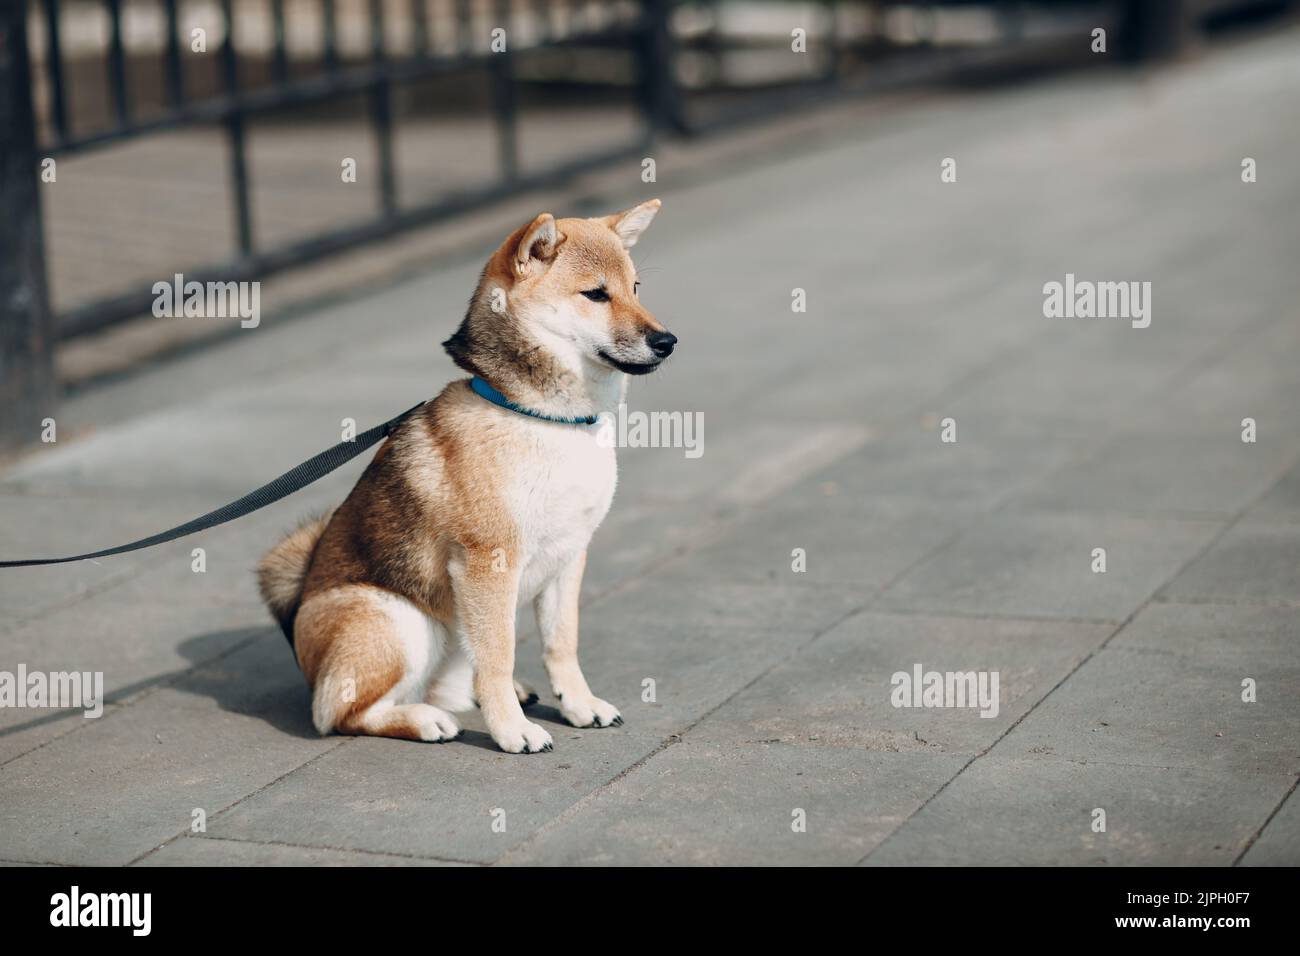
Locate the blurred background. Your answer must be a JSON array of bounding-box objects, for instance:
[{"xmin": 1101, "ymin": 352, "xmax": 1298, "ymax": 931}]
[{"xmin": 4, "ymin": 0, "xmax": 1297, "ymax": 451}]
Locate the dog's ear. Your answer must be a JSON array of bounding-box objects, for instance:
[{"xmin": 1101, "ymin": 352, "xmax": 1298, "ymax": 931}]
[
  {"xmin": 514, "ymin": 213, "xmax": 564, "ymax": 277},
  {"xmin": 604, "ymin": 198, "xmax": 661, "ymax": 249}
]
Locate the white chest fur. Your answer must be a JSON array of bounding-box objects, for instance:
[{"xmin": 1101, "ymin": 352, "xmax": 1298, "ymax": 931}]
[{"xmin": 507, "ymin": 419, "xmax": 618, "ymax": 603}]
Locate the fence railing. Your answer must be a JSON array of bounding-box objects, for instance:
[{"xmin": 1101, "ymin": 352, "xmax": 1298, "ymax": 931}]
[
  {"xmin": 32, "ymin": 1, "xmax": 668, "ymax": 339},
  {"xmin": 0, "ymin": 0, "xmax": 1253, "ymax": 450}
]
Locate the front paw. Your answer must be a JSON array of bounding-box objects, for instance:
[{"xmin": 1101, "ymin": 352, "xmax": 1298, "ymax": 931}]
[
  {"xmin": 559, "ymin": 694, "xmax": 623, "ymax": 729},
  {"xmin": 491, "ymin": 717, "xmax": 554, "ymax": 754}
]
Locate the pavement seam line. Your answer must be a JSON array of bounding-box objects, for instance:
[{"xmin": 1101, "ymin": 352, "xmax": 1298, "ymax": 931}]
[
  {"xmin": 0, "ymin": 630, "xmax": 266, "ymax": 769},
  {"xmin": 856, "ymin": 447, "xmax": 1300, "ymax": 865},
  {"xmin": 987, "ymin": 305, "xmax": 1298, "ymax": 521},
  {"xmin": 0, "ymin": 856, "xmax": 75, "ymax": 867},
  {"xmin": 124, "ymin": 738, "xmax": 353, "ymax": 867},
  {"xmin": 495, "ymin": 512, "xmax": 980, "ymax": 864},
  {"xmin": 493, "ymin": 601, "xmax": 875, "ymax": 865},
  {"xmin": 179, "ymin": 833, "xmax": 487, "ymax": 867},
  {"xmin": 1233, "ymin": 772, "xmax": 1300, "ymax": 866},
  {"xmin": 1152, "ymin": 593, "xmax": 1300, "ymax": 610}
]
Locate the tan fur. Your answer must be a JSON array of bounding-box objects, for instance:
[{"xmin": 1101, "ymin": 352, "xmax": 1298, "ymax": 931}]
[
  {"xmin": 256, "ymin": 511, "xmax": 333, "ymax": 637},
  {"xmin": 258, "ymin": 200, "xmax": 670, "ymax": 753}
]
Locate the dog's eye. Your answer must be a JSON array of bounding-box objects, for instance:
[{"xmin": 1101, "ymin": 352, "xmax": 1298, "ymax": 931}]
[{"xmin": 581, "ymin": 289, "xmax": 610, "ymax": 303}]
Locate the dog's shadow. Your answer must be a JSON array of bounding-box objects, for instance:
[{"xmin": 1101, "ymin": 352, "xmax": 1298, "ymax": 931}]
[
  {"xmin": 0, "ymin": 621, "xmax": 575, "ymax": 751},
  {"xmin": 451, "ymin": 703, "xmax": 571, "ymax": 752},
  {"xmin": 174, "ymin": 628, "xmax": 319, "ymax": 740},
  {"xmin": 0, "ymin": 627, "xmax": 315, "ymax": 742},
  {"xmin": 175, "ymin": 629, "xmax": 574, "ymax": 750}
]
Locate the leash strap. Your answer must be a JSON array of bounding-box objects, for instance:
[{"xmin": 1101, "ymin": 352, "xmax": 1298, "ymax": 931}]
[{"xmin": 0, "ymin": 400, "xmax": 427, "ymax": 569}]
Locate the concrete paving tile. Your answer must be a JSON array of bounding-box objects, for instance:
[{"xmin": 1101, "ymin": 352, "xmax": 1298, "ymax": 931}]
[
  {"xmin": 0, "ymin": 707, "xmax": 117, "ymax": 771},
  {"xmin": 1012, "ymin": 426, "xmax": 1296, "ymax": 518},
  {"xmin": 652, "ymin": 492, "xmax": 976, "ymax": 590},
  {"xmin": 1159, "ymin": 318, "xmax": 1300, "ymax": 437},
  {"xmin": 803, "ymin": 419, "xmax": 1081, "ymax": 512},
  {"xmin": 686, "ymin": 611, "xmax": 1112, "ymax": 755},
  {"xmin": 0, "ymin": 605, "xmax": 265, "ymax": 764},
  {"xmin": 951, "ymin": 321, "xmax": 1232, "ymax": 427},
  {"xmin": 575, "ymin": 494, "xmax": 732, "ymax": 601},
  {"xmin": 513, "ymin": 610, "xmax": 820, "ymax": 740},
  {"xmin": 1248, "ymin": 456, "xmax": 1300, "ymax": 523},
  {"xmin": 97, "ymin": 485, "xmax": 344, "ymax": 609},
  {"xmin": 584, "ymin": 571, "xmax": 863, "ymax": 635},
  {"xmin": 502, "ymin": 740, "xmax": 965, "ymax": 866},
  {"xmin": 0, "ymin": 491, "xmax": 220, "ymax": 627},
  {"xmin": 0, "ymin": 635, "xmax": 333, "ymax": 865},
  {"xmin": 0, "ymin": 489, "xmax": 336, "ymax": 763},
  {"xmin": 1161, "ymin": 521, "xmax": 1300, "ymax": 604},
  {"xmin": 863, "ymin": 755, "xmax": 1292, "ymax": 866},
  {"xmin": 2, "ymin": 403, "xmax": 380, "ymax": 496},
  {"xmin": 1239, "ymin": 785, "xmax": 1300, "ymax": 866},
  {"xmin": 0, "ymin": 475, "xmax": 344, "ymax": 625},
  {"xmin": 876, "ymin": 512, "xmax": 1222, "ymax": 621},
  {"xmin": 201, "ymin": 365, "xmax": 458, "ymax": 422},
  {"xmin": 1110, "ymin": 601, "xmax": 1300, "ymax": 667},
  {"xmin": 0, "ymin": 588, "xmax": 266, "ymax": 683},
  {"xmin": 995, "ymin": 646, "xmax": 1300, "ymax": 776},
  {"xmin": 610, "ymin": 414, "xmax": 871, "ymax": 514},
  {"xmin": 211, "ymin": 726, "xmax": 664, "ymax": 863},
  {"xmin": 136, "ymin": 835, "xmax": 469, "ymax": 866}
]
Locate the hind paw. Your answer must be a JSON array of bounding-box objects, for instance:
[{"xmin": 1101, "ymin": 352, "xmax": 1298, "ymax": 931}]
[
  {"xmin": 412, "ymin": 705, "xmax": 462, "ymax": 743},
  {"xmin": 514, "ymin": 678, "xmax": 540, "ymax": 708}
]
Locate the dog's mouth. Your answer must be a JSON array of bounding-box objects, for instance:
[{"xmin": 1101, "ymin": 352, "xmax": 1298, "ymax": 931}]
[{"xmin": 597, "ymin": 351, "xmax": 662, "ymax": 376}]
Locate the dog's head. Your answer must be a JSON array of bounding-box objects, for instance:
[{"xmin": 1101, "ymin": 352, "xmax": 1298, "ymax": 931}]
[{"xmin": 444, "ymin": 200, "xmax": 675, "ymax": 380}]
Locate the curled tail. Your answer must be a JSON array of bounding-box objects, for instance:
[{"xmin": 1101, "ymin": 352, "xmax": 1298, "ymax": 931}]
[{"xmin": 257, "ymin": 512, "xmax": 332, "ymax": 641}]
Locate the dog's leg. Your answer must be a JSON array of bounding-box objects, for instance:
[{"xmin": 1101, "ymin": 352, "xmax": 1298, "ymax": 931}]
[
  {"xmin": 452, "ymin": 547, "xmax": 553, "ymax": 754},
  {"xmin": 426, "ymin": 642, "xmax": 476, "ymax": 713},
  {"xmin": 535, "ymin": 551, "xmax": 622, "ymax": 729},
  {"xmin": 298, "ymin": 585, "xmax": 461, "ymax": 743},
  {"xmin": 339, "ymin": 702, "xmax": 461, "ymax": 742}
]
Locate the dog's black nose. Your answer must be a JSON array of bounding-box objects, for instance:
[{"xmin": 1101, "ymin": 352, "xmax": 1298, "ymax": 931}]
[{"xmin": 647, "ymin": 331, "xmax": 677, "ymax": 357}]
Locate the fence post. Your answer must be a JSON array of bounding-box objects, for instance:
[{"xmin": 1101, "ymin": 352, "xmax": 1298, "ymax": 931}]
[
  {"xmin": 0, "ymin": 0, "xmax": 56, "ymax": 453},
  {"xmin": 639, "ymin": 0, "xmax": 685, "ymax": 136},
  {"xmin": 1121, "ymin": 0, "xmax": 1192, "ymax": 62}
]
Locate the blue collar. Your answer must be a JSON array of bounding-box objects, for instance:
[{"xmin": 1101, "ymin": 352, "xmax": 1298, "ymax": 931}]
[{"xmin": 470, "ymin": 377, "xmax": 598, "ymax": 426}]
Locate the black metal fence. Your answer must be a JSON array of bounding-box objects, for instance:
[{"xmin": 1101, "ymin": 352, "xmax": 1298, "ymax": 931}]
[
  {"xmin": 30, "ymin": 0, "xmax": 672, "ymax": 339},
  {"xmin": 0, "ymin": 0, "xmax": 1260, "ymax": 450}
]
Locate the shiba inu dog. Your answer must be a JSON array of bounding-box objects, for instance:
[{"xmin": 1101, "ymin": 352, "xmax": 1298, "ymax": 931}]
[{"xmin": 257, "ymin": 200, "xmax": 675, "ymax": 754}]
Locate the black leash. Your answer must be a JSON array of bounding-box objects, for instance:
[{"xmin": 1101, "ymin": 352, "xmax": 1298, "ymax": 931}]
[{"xmin": 0, "ymin": 400, "xmax": 427, "ymax": 569}]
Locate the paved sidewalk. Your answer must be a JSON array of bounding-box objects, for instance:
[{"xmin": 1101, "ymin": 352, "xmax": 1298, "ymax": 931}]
[{"xmin": 2, "ymin": 28, "xmax": 1299, "ymax": 866}]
